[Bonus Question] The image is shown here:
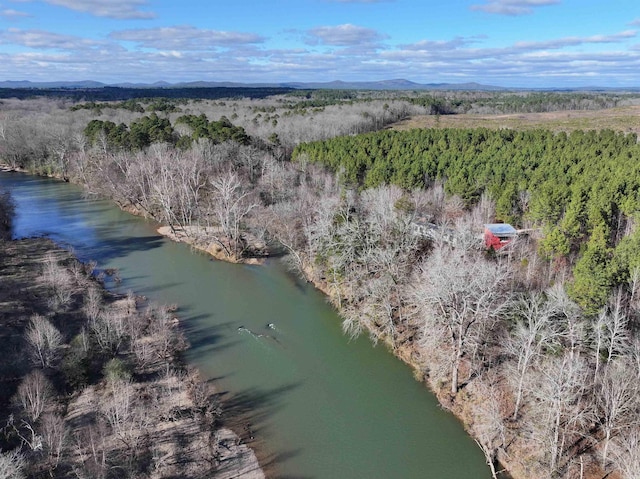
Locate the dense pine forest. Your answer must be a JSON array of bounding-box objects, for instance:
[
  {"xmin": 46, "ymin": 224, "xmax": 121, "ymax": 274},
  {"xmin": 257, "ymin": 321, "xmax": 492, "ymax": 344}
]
[
  {"xmin": 293, "ymin": 128, "xmax": 640, "ymax": 313},
  {"xmin": 3, "ymin": 90, "xmax": 640, "ymax": 479}
]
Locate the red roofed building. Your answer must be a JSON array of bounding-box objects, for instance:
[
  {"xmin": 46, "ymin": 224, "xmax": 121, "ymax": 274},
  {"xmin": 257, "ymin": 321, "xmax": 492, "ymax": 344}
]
[{"xmin": 484, "ymin": 223, "xmax": 517, "ymax": 251}]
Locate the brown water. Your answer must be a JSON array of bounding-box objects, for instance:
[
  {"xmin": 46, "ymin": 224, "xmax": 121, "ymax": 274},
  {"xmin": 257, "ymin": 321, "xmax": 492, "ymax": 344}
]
[{"xmin": 1, "ymin": 171, "xmax": 491, "ymax": 479}]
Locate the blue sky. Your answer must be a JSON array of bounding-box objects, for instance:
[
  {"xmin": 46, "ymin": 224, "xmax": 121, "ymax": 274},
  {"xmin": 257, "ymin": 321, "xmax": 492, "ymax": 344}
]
[{"xmin": 0, "ymin": 0, "xmax": 639, "ymax": 87}]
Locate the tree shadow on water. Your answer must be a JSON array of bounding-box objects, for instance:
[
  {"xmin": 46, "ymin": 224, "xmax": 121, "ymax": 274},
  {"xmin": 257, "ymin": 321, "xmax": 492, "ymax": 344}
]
[
  {"xmin": 181, "ymin": 318, "xmax": 242, "ymax": 357},
  {"xmin": 85, "ymin": 235, "xmax": 166, "ymax": 263},
  {"xmin": 215, "ymin": 382, "xmax": 312, "ymax": 479}
]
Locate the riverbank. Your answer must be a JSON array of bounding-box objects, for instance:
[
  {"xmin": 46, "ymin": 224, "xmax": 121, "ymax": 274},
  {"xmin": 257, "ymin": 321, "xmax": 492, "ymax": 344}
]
[
  {"xmin": 157, "ymin": 225, "xmax": 268, "ymax": 265},
  {"xmin": 300, "ymin": 258, "xmax": 516, "ymax": 479},
  {"xmin": 0, "ymin": 236, "xmax": 266, "ymax": 478}
]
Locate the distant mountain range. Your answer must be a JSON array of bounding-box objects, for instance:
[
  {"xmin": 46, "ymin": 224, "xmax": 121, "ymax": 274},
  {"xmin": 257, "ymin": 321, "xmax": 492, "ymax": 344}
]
[
  {"xmin": 0, "ymin": 79, "xmax": 638, "ymax": 92},
  {"xmin": 0, "ymin": 79, "xmax": 509, "ymax": 91}
]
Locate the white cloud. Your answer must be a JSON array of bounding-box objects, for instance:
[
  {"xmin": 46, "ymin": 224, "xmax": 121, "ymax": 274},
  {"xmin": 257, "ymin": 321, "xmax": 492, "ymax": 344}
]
[
  {"xmin": 0, "ymin": 22, "xmax": 639, "ymax": 88},
  {"xmin": 110, "ymin": 26, "xmax": 265, "ymax": 50},
  {"xmin": 396, "ymin": 30, "xmax": 636, "ymax": 61},
  {"xmin": 471, "ymin": 0, "xmax": 560, "ymax": 16},
  {"xmin": 513, "ymin": 30, "xmax": 637, "ymax": 50},
  {"xmin": 306, "ymin": 24, "xmax": 387, "ymax": 46},
  {"xmin": 398, "ymin": 37, "xmax": 480, "ymax": 51},
  {"xmin": 1, "ymin": 41, "xmax": 638, "ymax": 87},
  {"xmin": 380, "ymin": 31, "xmax": 640, "ymax": 86},
  {"xmin": 16, "ymin": 0, "xmax": 155, "ymax": 19},
  {"xmin": 0, "ymin": 28, "xmax": 105, "ymax": 50},
  {"xmin": 1, "ymin": 8, "xmax": 32, "ymax": 19}
]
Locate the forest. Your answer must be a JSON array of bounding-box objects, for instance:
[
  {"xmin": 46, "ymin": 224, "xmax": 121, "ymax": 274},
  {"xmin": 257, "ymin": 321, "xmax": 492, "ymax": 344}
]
[
  {"xmin": 292, "ymin": 127, "xmax": 640, "ymax": 313},
  {"xmin": 2, "ymin": 90, "xmax": 640, "ymax": 479}
]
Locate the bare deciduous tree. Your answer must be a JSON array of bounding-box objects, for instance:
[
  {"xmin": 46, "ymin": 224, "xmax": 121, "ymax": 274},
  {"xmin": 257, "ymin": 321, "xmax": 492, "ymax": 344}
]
[
  {"xmin": 83, "ymin": 286, "xmax": 103, "ymax": 323},
  {"xmin": 595, "ymin": 359, "xmax": 638, "ymax": 468},
  {"xmin": 0, "ymin": 449, "xmax": 26, "ymax": 479},
  {"xmin": 506, "ymin": 292, "xmax": 560, "ymax": 419},
  {"xmin": 472, "ymin": 378, "xmax": 505, "ymax": 479},
  {"xmin": 610, "ymin": 427, "xmax": 640, "ymax": 479},
  {"xmin": 629, "ymin": 336, "xmax": 640, "ymax": 380},
  {"xmin": 102, "ymin": 379, "xmax": 131, "ymax": 427},
  {"xmin": 209, "ymin": 171, "xmax": 257, "ymax": 257},
  {"xmin": 72, "ymin": 422, "xmax": 109, "ymax": 479},
  {"xmin": 528, "ymin": 353, "xmax": 592, "ymax": 474},
  {"xmin": 592, "ymin": 290, "xmax": 629, "ymax": 384},
  {"xmin": 89, "ymin": 309, "xmax": 127, "ymax": 354},
  {"xmin": 41, "ymin": 253, "xmax": 74, "ymax": 309},
  {"xmin": 100, "ymin": 379, "xmax": 141, "ymax": 449},
  {"xmin": 411, "ymin": 244, "xmax": 511, "ymax": 394},
  {"xmin": 264, "ymin": 199, "xmax": 309, "ymax": 275},
  {"xmin": 628, "ymin": 265, "xmax": 640, "ymax": 312},
  {"xmin": 603, "ymin": 290, "xmax": 630, "ymax": 365},
  {"xmin": 547, "ymin": 283, "xmax": 587, "ymax": 361},
  {"xmin": 25, "ymin": 314, "xmax": 63, "ymax": 369},
  {"xmin": 40, "ymin": 412, "xmax": 67, "ymax": 470},
  {"xmin": 15, "ymin": 369, "xmax": 53, "ymax": 422},
  {"xmin": 147, "ymin": 305, "xmax": 181, "ymax": 363}
]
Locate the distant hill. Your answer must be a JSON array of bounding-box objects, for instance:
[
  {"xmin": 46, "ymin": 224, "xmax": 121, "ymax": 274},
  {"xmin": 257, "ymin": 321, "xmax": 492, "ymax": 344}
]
[
  {"xmin": 279, "ymin": 79, "xmax": 508, "ymax": 91},
  {"xmin": 1, "ymin": 79, "xmax": 638, "ymax": 93},
  {"xmin": 0, "ymin": 80, "xmax": 106, "ymax": 89},
  {"xmin": 0, "ymin": 78, "xmax": 507, "ymax": 91}
]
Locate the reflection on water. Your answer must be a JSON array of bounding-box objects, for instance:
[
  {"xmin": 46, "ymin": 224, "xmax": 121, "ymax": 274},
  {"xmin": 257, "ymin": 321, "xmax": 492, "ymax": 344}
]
[{"xmin": 1, "ymin": 172, "xmax": 490, "ymax": 479}]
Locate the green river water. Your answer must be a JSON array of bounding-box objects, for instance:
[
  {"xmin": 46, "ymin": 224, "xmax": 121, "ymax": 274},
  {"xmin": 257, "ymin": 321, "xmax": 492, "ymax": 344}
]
[{"xmin": 1, "ymin": 172, "xmax": 491, "ymax": 479}]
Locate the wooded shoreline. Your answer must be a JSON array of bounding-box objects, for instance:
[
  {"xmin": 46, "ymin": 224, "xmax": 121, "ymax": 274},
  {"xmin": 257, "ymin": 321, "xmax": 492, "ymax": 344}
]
[{"xmin": 0, "ymin": 231, "xmax": 266, "ymax": 478}]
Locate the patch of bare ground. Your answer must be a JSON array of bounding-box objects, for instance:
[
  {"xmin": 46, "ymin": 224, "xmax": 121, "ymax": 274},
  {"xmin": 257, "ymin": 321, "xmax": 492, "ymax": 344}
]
[
  {"xmin": 0, "ymin": 237, "xmax": 265, "ymax": 478},
  {"xmin": 390, "ymin": 105, "xmax": 640, "ymax": 135}
]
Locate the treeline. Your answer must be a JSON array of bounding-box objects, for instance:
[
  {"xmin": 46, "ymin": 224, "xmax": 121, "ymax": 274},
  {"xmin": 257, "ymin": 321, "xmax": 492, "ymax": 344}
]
[
  {"xmin": 0, "ymin": 86, "xmax": 295, "ymax": 101},
  {"xmin": 4, "ymin": 87, "xmax": 635, "ymax": 117},
  {"xmin": 293, "ymin": 127, "xmax": 640, "ymax": 312},
  {"xmin": 465, "ymin": 91, "xmax": 625, "ymax": 113},
  {"xmin": 404, "ymin": 91, "xmax": 633, "ymax": 114},
  {"xmin": 70, "ymin": 98, "xmax": 184, "ymax": 115},
  {"xmin": 84, "ymin": 113, "xmax": 250, "ymax": 151},
  {"xmin": 0, "ymin": 97, "xmax": 419, "ymax": 176}
]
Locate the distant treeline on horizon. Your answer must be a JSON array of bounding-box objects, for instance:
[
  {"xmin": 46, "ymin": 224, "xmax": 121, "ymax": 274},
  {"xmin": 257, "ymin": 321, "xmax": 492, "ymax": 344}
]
[{"xmin": 0, "ymin": 86, "xmax": 297, "ymax": 101}]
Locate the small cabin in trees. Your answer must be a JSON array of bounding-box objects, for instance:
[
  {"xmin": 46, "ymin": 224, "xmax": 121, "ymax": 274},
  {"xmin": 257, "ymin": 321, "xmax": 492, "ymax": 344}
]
[{"xmin": 484, "ymin": 223, "xmax": 517, "ymax": 250}]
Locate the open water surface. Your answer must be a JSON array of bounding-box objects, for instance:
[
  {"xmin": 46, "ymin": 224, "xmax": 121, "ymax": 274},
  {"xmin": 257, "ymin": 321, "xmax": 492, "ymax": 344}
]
[{"xmin": 1, "ymin": 171, "xmax": 490, "ymax": 479}]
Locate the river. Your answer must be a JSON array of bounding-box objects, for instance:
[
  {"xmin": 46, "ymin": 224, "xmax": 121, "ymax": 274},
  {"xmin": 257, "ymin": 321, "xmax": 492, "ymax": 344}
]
[{"xmin": 1, "ymin": 171, "xmax": 490, "ymax": 479}]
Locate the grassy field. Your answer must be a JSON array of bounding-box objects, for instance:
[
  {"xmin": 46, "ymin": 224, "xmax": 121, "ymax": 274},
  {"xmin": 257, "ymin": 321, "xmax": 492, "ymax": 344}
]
[{"xmin": 391, "ymin": 104, "xmax": 640, "ymax": 134}]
